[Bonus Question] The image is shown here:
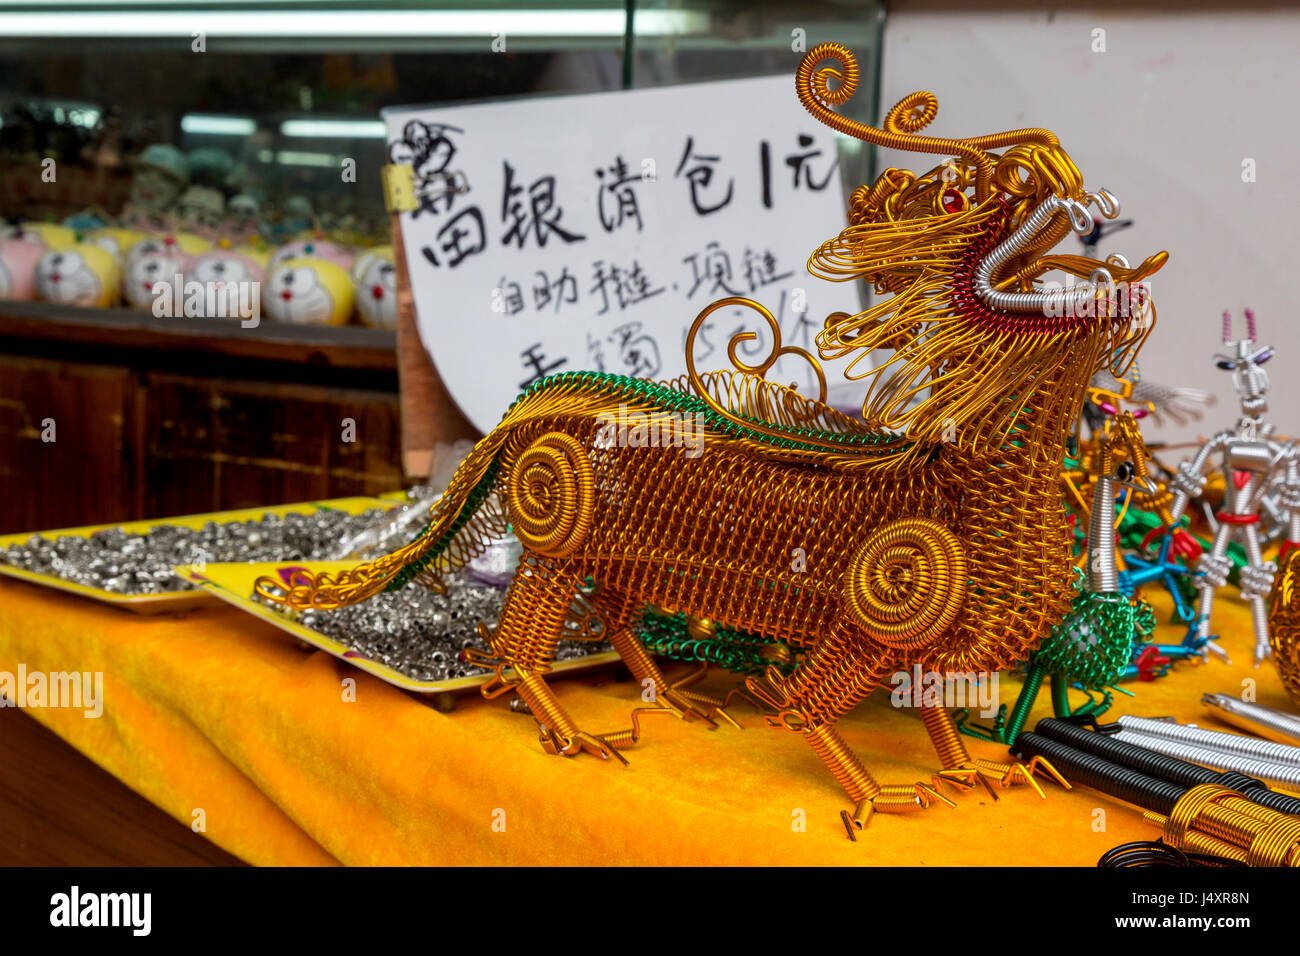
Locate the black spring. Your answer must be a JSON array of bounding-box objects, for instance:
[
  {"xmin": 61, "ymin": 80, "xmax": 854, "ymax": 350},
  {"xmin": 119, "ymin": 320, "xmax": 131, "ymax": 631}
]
[
  {"xmin": 1038, "ymin": 718, "xmax": 1217, "ymax": 787},
  {"xmin": 1011, "ymin": 731, "xmax": 1186, "ymax": 814},
  {"xmin": 1217, "ymin": 771, "xmax": 1300, "ymax": 814},
  {"xmin": 1098, "ymin": 839, "xmax": 1246, "ymax": 868},
  {"xmin": 1037, "ymin": 718, "xmax": 1300, "ymax": 816}
]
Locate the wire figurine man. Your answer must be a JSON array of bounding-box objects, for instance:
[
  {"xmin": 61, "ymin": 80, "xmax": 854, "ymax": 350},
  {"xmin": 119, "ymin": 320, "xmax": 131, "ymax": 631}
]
[{"xmin": 1164, "ymin": 310, "xmax": 1300, "ymax": 666}]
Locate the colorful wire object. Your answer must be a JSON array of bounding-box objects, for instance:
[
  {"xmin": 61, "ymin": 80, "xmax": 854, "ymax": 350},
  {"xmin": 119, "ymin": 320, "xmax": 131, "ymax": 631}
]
[
  {"xmin": 1269, "ymin": 548, "xmax": 1300, "ymax": 707},
  {"xmin": 1015, "ymin": 728, "xmax": 1300, "ymax": 866},
  {"xmin": 255, "ymin": 43, "xmax": 1168, "ymax": 830}
]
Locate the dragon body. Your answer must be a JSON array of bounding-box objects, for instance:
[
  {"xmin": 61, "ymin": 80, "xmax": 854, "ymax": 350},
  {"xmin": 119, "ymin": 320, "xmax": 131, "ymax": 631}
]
[{"xmin": 259, "ymin": 43, "xmax": 1168, "ymax": 830}]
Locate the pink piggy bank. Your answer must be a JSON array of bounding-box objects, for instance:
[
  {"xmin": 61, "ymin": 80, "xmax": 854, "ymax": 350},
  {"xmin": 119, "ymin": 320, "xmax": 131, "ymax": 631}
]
[{"xmin": 0, "ymin": 238, "xmax": 47, "ymax": 300}]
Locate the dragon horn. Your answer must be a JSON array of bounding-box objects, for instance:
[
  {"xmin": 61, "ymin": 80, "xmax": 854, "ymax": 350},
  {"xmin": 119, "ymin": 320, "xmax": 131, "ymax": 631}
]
[
  {"xmin": 795, "ymin": 43, "xmax": 995, "ymax": 200},
  {"xmin": 795, "ymin": 43, "xmax": 1065, "ymax": 204}
]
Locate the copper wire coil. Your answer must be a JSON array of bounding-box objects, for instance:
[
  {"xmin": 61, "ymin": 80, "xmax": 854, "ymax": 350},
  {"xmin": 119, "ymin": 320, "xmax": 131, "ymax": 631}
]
[
  {"xmin": 1269, "ymin": 550, "xmax": 1300, "ymax": 706},
  {"xmin": 804, "ymin": 723, "xmax": 881, "ymax": 802},
  {"xmin": 872, "ymin": 785, "xmax": 926, "ymax": 812},
  {"xmin": 921, "ymin": 706, "xmax": 971, "ymax": 770},
  {"xmin": 506, "ymin": 431, "xmax": 595, "ymax": 560},
  {"xmin": 517, "ymin": 672, "xmax": 581, "ymax": 748},
  {"xmin": 843, "ymin": 518, "xmax": 968, "ymax": 650}
]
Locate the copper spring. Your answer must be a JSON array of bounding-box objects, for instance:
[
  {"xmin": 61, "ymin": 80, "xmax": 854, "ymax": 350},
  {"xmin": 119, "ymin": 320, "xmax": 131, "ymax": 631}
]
[
  {"xmin": 517, "ymin": 672, "xmax": 581, "ymax": 747},
  {"xmin": 1143, "ymin": 811, "xmax": 1250, "ymax": 864},
  {"xmin": 1194, "ymin": 806, "xmax": 1261, "ymax": 847},
  {"xmin": 872, "ymin": 784, "xmax": 926, "ymax": 812},
  {"xmin": 597, "ymin": 707, "xmax": 673, "ymax": 749},
  {"xmin": 921, "ymin": 705, "xmax": 971, "ymax": 770},
  {"xmin": 607, "ymin": 626, "xmax": 667, "ymax": 693},
  {"xmin": 773, "ymin": 627, "xmax": 889, "ymax": 729},
  {"xmin": 491, "ymin": 558, "xmax": 583, "ymax": 675},
  {"xmin": 805, "ymin": 723, "xmax": 881, "ymax": 802}
]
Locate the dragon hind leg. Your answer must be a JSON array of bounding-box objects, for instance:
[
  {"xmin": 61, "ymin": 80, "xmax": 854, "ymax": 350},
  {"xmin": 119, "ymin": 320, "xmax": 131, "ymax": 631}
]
[
  {"xmin": 474, "ymin": 554, "xmax": 630, "ymax": 764},
  {"xmin": 590, "ymin": 590, "xmax": 734, "ymax": 730},
  {"xmin": 748, "ymin": 622, "xmax": 954, "ymax": 834},
  {"xmin": 920, "ymin": 704, "xmax": 1070, "ymax": 798}
]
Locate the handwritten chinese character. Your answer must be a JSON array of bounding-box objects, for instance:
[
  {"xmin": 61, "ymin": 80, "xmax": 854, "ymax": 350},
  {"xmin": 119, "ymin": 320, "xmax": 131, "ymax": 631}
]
[
  {"xmin": 759, "ymin": 135, "xmax": 838, "ymax": 208},
  {"xmin": 420, "ymin": 206, "xmax": 486, "ymax": 268},
  {"xmin": 532, "ymin": 267, "xmax": 579, "ymax": 313},
  {"xmin": 589, "ymin": 259, "xmax": 665, "ymax": 315},
  {"xmin": 682, "ymin": 241, "xmax": 742, "ymax": 299},
  {"xmin": 589, "ymin": 322, "xmax": 661, "ymax": 378},
  {"xmin": 501, "ymin": 161, "xmax": 586, "ymax": 248},
  {"xmin": 610, "ymin": 321, "xmax": 662, "ymax": 378},
  {"xmin": 519, "ymin": 342, "xmax": 567, "ymax": 389},
  {"xmin": 741, "ymin": 246, "xmax": 794, "ymax": 292},
  {"xmin": 675, "ymin": 136, "xmax": 734, "ymax": 216},
  {"xmin": 496, "ymin": 276, "xmax": 524, "ymax": 315},
  {"xmin": 595, "ymin": 156, "xmax": 644, "ymax": 232}
]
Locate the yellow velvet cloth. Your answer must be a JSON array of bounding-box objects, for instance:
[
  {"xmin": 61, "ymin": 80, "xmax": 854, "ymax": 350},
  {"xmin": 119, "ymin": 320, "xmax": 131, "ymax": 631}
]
[{"xmin": 0, "ymin": 574, "xmax": 1294, "ymax": 865}]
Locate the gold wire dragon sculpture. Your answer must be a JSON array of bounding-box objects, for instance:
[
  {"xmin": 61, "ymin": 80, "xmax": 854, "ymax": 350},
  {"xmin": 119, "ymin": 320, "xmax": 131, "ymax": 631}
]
[{"xmin": 256, "ymin": 43, "xmax": 1169, "ymax": 831}]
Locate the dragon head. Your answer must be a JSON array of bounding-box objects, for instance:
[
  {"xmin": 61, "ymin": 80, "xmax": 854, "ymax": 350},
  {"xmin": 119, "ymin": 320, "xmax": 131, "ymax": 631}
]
[{"xmin": 795, "ymin": 43, "xmax": 1169, "ymax": 457}]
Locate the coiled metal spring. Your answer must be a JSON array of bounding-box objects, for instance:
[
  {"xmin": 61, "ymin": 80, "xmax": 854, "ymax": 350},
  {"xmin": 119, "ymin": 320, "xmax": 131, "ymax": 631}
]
[
  {"xmin": 1036, "ymin": 719, "xmax": 1300, "ymax": 815},
  {"xmin": 1117, "ymin": 714, "xmax": 1300, "ymax": 766},
  {"xmin": 1112, "ymin": 729, "xmax": 1300, "ymax": 792}
]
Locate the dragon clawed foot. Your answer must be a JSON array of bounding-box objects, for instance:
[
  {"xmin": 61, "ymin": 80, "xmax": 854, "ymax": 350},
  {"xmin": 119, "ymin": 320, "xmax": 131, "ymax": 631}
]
[
  {"xmin": 654, "ymin": 688, "xmax": 742, "ymax": 729},
  {"xmin": 538, "ymin": 725, "xmax": 631, "ymax": 767},
  {"xmin": 741, "ymin": 666, "xmax": 799, "ymax": 727},
  {"xmin": 841, "ymin": 782, "xmax": 958, "ymax": 840},
  {"xmin": 963, "ymin": 756, "xmax": 1071, "ymax": 798}
]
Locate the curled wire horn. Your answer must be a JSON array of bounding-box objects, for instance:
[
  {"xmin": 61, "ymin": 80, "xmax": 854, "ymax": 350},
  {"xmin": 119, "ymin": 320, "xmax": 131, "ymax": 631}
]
[
  {"xmin": 793, "ymin": 42, "xmax": 996, "ymax": 200},
  {"xmin": 1245, "ymin": 308, "xmax": 1257, "ymax": 341}
]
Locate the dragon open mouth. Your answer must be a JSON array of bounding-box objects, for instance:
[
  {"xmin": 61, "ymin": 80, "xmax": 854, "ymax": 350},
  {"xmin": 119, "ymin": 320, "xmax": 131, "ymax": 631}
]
[{"xmin": 973, "ymin": 189, "xmax": 1168, "ymax": 317}]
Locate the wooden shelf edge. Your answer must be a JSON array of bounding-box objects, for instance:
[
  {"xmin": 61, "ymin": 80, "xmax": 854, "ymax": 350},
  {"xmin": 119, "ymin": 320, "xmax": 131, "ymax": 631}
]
[{"xmin": 0, "ymin": 301, "xmax": 398, "ymax": 371}]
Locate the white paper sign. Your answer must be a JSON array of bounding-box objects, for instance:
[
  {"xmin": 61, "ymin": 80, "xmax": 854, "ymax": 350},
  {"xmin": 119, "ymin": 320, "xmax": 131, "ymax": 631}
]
[{"xmin": 384, "ymin": 74, "xmax": 864, "ymax": 433}]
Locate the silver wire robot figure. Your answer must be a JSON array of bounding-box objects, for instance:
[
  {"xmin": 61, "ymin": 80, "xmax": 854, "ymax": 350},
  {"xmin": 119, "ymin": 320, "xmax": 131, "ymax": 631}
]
[{"xmin": 1166, "ymin": 309, "xmax": 1300, "ymax": 666}]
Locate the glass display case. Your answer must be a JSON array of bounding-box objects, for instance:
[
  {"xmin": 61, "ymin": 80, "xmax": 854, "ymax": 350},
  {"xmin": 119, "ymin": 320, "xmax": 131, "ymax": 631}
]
[
  {"xmin": 0, "ymin": 1, "xmax": 882, "ymax": 252},
  {"xmin": 0, "ymin": 0, "xmax": 883, "ymax": 533}
]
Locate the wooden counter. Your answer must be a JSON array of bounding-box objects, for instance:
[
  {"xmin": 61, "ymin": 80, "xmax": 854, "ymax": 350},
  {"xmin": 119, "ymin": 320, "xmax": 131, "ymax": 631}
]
[{"xmin": 0, "ymin": 302, "xmax": 405, "ymax": 534}]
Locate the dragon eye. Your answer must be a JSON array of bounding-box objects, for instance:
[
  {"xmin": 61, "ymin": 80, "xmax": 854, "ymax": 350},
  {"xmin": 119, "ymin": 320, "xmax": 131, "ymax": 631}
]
[
  {"xmin": 1115, "ymin": 462, "xmax": 1135, "ymax": 482},
  {"xmin": 1215, "ymin": 359, "xmax": 1236, "ymax": 371},
  {"xmin": 1254, "ymin": 348, "xmax": 1274, "ymax": 365}
]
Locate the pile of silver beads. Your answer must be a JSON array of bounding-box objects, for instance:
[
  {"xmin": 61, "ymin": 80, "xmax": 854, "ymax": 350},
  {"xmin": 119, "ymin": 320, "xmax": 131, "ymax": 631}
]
[{"xmin": 0, "ymin": 507, "xmax": 395, "ymax": 595}]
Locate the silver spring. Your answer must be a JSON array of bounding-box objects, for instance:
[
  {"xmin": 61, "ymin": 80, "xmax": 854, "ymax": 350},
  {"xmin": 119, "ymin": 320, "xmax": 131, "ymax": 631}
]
[
  {"xmin": 973, "ymin": 194, "xmax": 1113, "ymax": 314},
  {"xmin": 1202, "ymin": 693, "xmax": 1300, "ymax": 744},
  {"xmin": 1118, "ymin": 714, "xmax": 1300, "ymax": 767},
  {"xmin": 1113, "ymin": 730, "xmax": 1300, "ymax": 791},
  {"xmin": 1086, "ymin": 475, "xmax": 1119, "ymax": 592}
]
